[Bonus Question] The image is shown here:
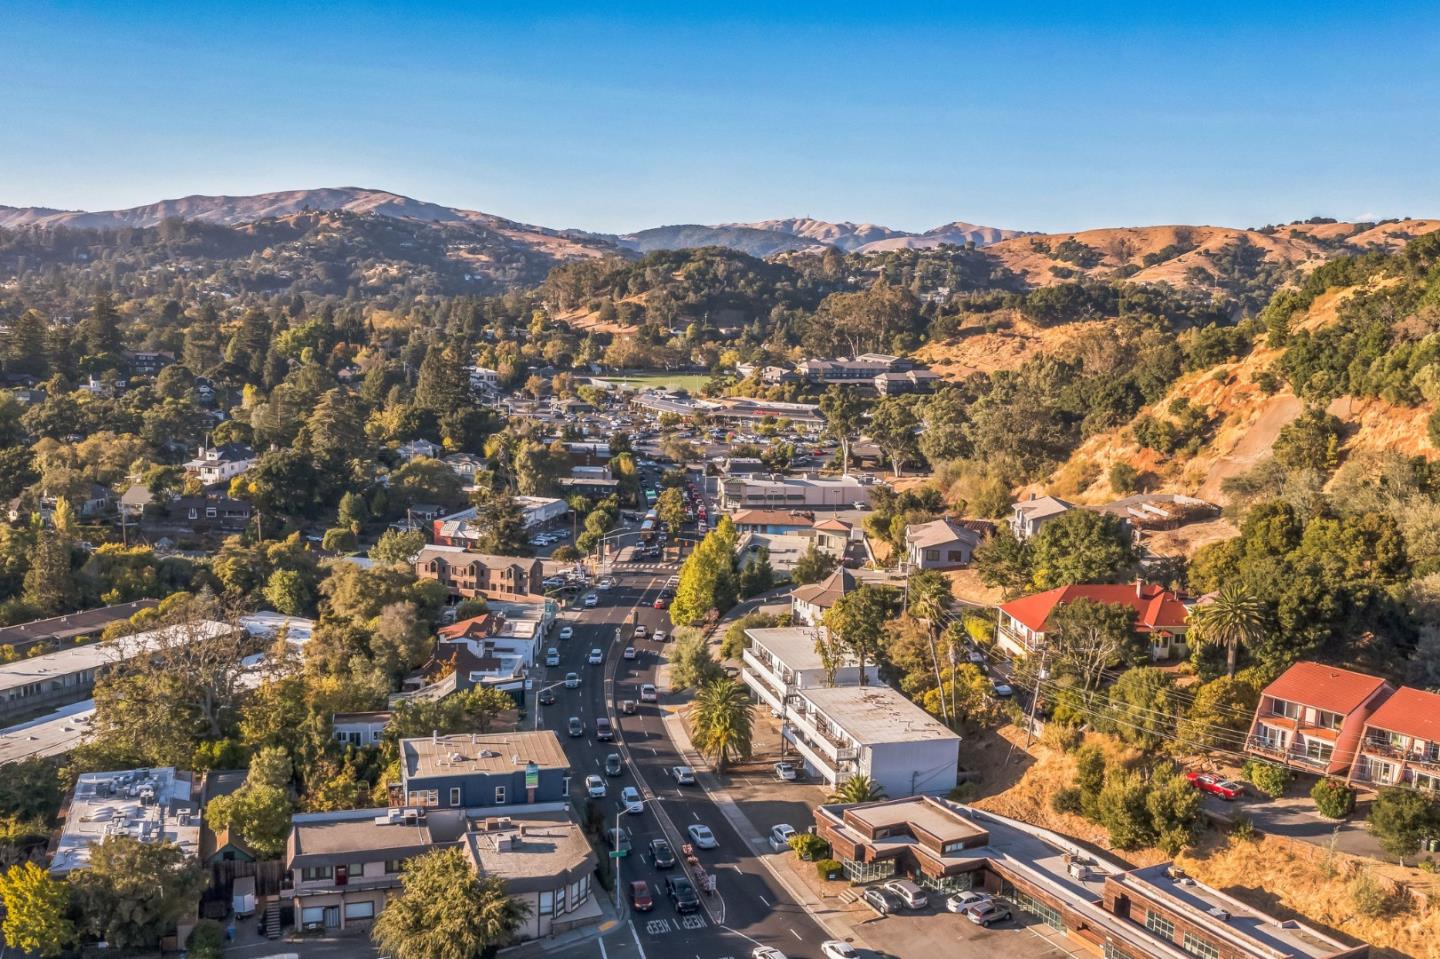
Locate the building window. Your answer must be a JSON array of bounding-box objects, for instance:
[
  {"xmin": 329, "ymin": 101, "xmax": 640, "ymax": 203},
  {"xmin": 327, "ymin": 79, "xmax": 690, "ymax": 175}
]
[
  {"xmin": 1182, "ymin": 934, "xmax": 1219, "ymax": 959},
  {"xmin": 301, "ymin": 866, "xmax": 333, "ymax": 882},
  {"xmin": 1144, "ymin": 911, "xmax": 1175, "ymax": 940},
  {"xmin": 1104, "ymin": 945, "xmax": 1137, "ymax": 959},
  {"xmin": 1011, "ymin": 890, "xmax": 1063, "ymax": 931},
  {"xmin": 924, "ymin": 549, "xmax": 938, "ymax": 561},
  {"xmin": 554, "ymin": 885, "xmax": 567, "ymax": 914},
  {"xmin": 301, "ymin": 906, "xmax": 326, "ymax": 926},
  {"xmin": 495, "ymin": 786, "xmax": 507, "ymax": 804},
  {"xmin": 347, "ymin": 863, "xmax": 366, "ymax": 878},
  {"xmin": 344, "ymin": 901, "xmax": 375, "ymax": 921},
  {"xmin": 449, "ymin": 787, "xmax": 461, "ymax": 807},
  {"xmin": 539, "ymin": 890, "xmax": 554, "ymax": 916},
  {"xmin": 384, "ymin": 860, "xmax": 403, "ymax": 874}
]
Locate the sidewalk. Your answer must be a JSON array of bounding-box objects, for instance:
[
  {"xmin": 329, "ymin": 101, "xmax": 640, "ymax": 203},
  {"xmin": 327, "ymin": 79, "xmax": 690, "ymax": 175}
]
[{"xmin": 662, "ymin": 705, "xmax": 876, "ymax": 950}]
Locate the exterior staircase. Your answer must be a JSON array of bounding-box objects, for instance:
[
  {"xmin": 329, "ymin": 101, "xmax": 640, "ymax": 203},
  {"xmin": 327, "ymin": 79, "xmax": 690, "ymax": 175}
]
[{"xmin": 262, "ymin": 901, "xmax": 281, "ymax": 939}]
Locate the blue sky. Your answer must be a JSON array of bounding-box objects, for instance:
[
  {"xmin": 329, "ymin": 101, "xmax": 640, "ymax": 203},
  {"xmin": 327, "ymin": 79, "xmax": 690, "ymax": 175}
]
[{"xmin": 2, "ymin": 2, "xmax": 1437, "ymax": 233}]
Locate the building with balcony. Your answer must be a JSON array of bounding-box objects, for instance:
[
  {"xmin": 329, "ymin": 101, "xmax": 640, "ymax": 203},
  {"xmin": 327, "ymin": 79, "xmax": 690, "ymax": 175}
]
[
  {"xmin": 414, "ymin": 546, "xmax": 547, "ymax": 603},
  {"xmin": 741, "ymin": 627, "xmax": 880, "ymax": 718},
  {"xmin": 783, "ymin": 684, "xmax": 959, "ymax": 798},
  {"xmin": 1244, "ymin": 662, "xmax": 1395, "ymax": 778},
  {"xmin": 1349, "ymin": 686, "xmax": 1440, "ymax": 796},
  {"xmin": 183, "ymin": 443, "xmax": 255, "ymax": 486},
  {"xmin": 815, "ymin": 797, "xmax": 1367, "ymax": 959},
  {"xmin": 996, "ymin": 582, "xmax": 1191, "ymax": 661},
  {"xmin": 1009, "ymin": 494, "xmax": 1075, "ymax": 541}
]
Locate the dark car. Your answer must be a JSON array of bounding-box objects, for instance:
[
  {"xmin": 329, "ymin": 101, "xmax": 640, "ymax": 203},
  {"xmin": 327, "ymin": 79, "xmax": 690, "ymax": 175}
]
[
  {"xmin": 567, "ymin": 717, "xmax": 584, "ymax": 737},
  {"xmin": 650, "ymin": 838, "xmax": 676, "ymax": 868},
  {"xmin": 538, "ymin": 687, "xmax": 556, "ymax": 705},
  {"xmin": 666, "ymin": 875, "xmax": 700, "ymax": 913},
  {"xmin": 862, "ymin": 886, "xmax": 901, "ymax": 915},
  {"xmin": 596, "ymin": 717, "xmax": 614, "ymax": 741},
  {"xmin": 605, "ymin": 753, "xmax": 624, "ymax": 776},
  {"xmin": 630, "ymin": 880, "xmax": 653, "ymax": 912}
]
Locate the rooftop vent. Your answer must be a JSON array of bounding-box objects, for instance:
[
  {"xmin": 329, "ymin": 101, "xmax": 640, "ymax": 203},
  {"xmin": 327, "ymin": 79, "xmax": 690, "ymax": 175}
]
[{"xmin": 1208, "ymin": 907, "xmax": 1231, "ymax": 921}]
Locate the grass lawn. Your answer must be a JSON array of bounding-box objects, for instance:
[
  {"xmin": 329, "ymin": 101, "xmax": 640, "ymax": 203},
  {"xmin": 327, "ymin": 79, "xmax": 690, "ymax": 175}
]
[{"xmin": 602, "ymin": 372, "xmax": 712, "ymax": 392}]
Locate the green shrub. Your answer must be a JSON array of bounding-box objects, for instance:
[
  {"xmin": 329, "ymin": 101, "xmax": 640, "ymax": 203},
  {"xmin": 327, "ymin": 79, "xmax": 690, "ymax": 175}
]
[
  {"xmin": 1229, "ymin": 814, "xmax": 1257, "ymax": 843},
  {"xmin": 1348, "ymin": 873, "xmax": 1392, "ymax": 918},
  {"xmin": 1310, "ymin": 778, "xmax": 1354, "ymax": 819},
  {"xmin": 1241, "ymin": 759, "xmax": 1291, "ymax": 798},
  {"xmin": 1042, "ymin": 722, "xmax": 1084, "ymax": 754},
  {"xmin": 815, "ymin": 858, "xmax": 843, "ymax": 881},
  {"xmin": 789, "ymin": 833, "xmax": 829, "ymax": 861},
  {"xmin": 1051, "ymin": 787, "xmax": 1083, "ymax": 815},
  {"xmin": 187, "ymin": 921, "xmax": 225, "ymax": 959}
]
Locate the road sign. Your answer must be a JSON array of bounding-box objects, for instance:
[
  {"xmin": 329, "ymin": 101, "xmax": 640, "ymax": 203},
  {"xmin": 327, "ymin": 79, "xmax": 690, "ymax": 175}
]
[{"xmin": 609, "ymin": 850, "xmax": 624, "ymax": 859}]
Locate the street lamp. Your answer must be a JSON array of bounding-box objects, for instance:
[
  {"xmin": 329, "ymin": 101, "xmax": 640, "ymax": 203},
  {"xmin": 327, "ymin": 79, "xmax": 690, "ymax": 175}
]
[
  {"xmin": 613, "ymin": 795, "xmax": 665, "ymax": 914},
  {"xmin": 532, "ymin": 679, "xmax": 568, "ymax": 731}
]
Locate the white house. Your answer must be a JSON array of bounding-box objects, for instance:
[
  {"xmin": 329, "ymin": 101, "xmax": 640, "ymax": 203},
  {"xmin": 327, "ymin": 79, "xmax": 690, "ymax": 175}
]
[
  {"xmin": 1008, "ymin": 494, "xmax": 1074, "ymax": 541},
  {"xmin": 790, "ymin": 566, "xmax": 858, "ymax": 626},
  {"xmin": 183, "ymin": 443, "xmax": 255, "ymax": 486},
  {"xmin": 904, "ymin": 517, "xmax": 983, "ymax": 570}
]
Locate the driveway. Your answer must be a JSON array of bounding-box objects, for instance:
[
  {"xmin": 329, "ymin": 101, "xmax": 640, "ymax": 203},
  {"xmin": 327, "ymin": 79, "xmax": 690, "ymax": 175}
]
[{"xmin": 1199, "ymin": 792, "xmax": 1387, "ymax": 860}]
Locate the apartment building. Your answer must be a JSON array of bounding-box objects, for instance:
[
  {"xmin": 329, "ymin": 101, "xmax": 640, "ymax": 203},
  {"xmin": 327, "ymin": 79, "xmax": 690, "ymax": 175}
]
[
  {"xmin": 1244, "ymin": 662, "xmax": 1395, "ymax": 777},
  {"xmin": 741, "ymin": 626, "xmax": 881, "ymax": 716},
  {"xmin": 414, "ymin": 546, "xmax": 547, "ymax": 603},
  {"xmin": 815, "ymin": 797, "xmax": 1366, "ymax": 959},
  {"xmin": 996, "ymin": 582, "xmax": 1192, "ymax": 661},
  {"xmin": 397, "ymin": 731, "xmax": 571, "ymax": 810},
  {"xmin": 1348, "ymin": 686, "xmax": 1440, "ymax": 795}
]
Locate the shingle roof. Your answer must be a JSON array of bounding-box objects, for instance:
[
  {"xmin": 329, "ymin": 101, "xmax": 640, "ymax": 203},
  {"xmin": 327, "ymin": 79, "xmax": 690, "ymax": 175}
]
[
  {"xmin": 999, "ymin": 583, "xmax": 1190, "ymax": 634},
  {"xmin": 790, "ymin": 566, "xmax": 857, "ymax": 608},
  {"xmin": 1261, "ymin": 662, "xmax": 1393, "ymax": 717},
  {"xmin": 1012, "ymin": 495, "xmax": 1074, "ymax": 520},
  {"xmin": 1362, "ymin": 686, "xmax": 1440, "ymax": 742},
  {"xmin": 905, "ymin": 517, "xmax": 981, "ymax": 550},
  {"xmin": 732, "ymin": 509, "xmax": 815, "ymax": 527}
]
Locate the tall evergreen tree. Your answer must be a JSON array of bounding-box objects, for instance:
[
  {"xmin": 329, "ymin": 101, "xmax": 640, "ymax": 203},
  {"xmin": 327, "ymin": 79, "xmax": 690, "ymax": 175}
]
[
  {"xmin": 5, "ymin": 310, "xmax": 49, "ymax": 377},
  {"xmin": 80, "ymin": 292, "xmax": 123, "ymax": 356},
  {"xmin": 415, "ymin": 343, "xmax": 467, "ymax": 413},
  {"xmin": 22, "ymin": 520, "xmax": 74, "ymax": 616}
]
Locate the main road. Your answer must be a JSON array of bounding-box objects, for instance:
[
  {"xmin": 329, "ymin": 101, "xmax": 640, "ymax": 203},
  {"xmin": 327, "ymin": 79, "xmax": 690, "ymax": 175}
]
[{"xmin": 533, "ymin": 565, "xmax": 836, "ymax": 959}]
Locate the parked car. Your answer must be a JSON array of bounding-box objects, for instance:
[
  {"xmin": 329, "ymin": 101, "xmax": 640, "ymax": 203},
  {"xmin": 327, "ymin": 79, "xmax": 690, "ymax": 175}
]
[
  {"xmin": 629, "ymin": 880, "xmax": 653, "ymax": 912},
  {"xmin": 653, "ymin": 597, "xmax": 667, "ymax": 609},
  {"xmin": 585, "ymin": 775, "xmax": 606, "ymax": 798},
  {"xmin": 640, "ymin": 683, "xmax": 658, "ymax": 702},
  {"xmin": 650, "ymin": 838, "xmax": 676, "ymax": 868},
  {"xmin": 945, "ymin": 890, "xmax": 992, "ymax": 913},
  {"xmin": 1187, "ymin": 772, "xmax": 1244, "ymax": 800},
  {"xmin": 565, "ymin": 672, "xmax": 580, "ymax": 688},
  {"xmin": 623, "ymin": 646, "xmax": 637, "ymax": 659},
  {"xmin": 583, "ymin": 594, "xmax": 599, "ymax": 608},
  {"xmin": 991, "ymin": 680, "xmax": 1014, "ymax": 698},
  {"xmin": 666, "ymin": 875, "xmax": 700, "ymax": 913},
  {"xmin": 768, "ymin": 824, "xmax": 796, "ymax": 851},
  {"xmin": 605, "ymin": 753, "xmax": 623, "ymax": 776},
  {"xmin": 545, "ymin": 648, "xmax": 560, "ymax": 666},
  {"xmin": 567, "ymin": 717, "xmax": 584, "ymax": 737},
  {"xmin": 966, "ymin": 901, "xmax": 1012, "ymax": 926},
  {"xmin": 884, "ymin": 879, "xmax": 929, "ymax": 910},
  {"xmin": 687, "ymin": 824, "xmax": 718, "ymax": 849},
  {"xmin": 821, "ymin": 942, "xmax": 859, "ymax": 959},
  {"xmin": 558, "ymin": 626, "xmax": 574, "ymax": 641},
  {"xmin": 774, "ymin": 761, "xmax": 798, "ymax": 782},
  {"xmin": 596, "ymin": 717, "xmax": 613, "ymax": 741},
  {"xmin": 621, "ymin": 786, "xmax": 643, "ymax": 814},
  {"xmin": 671, "ymin": 765, "xmax": 695, "ymax": 785},
  {"xmin": 862, "ymin": 887, "xmax": 900, "ymax": 915},
  {"xmin": 633, "ymin": 624, "xmax": 648, "ymax": 638}
]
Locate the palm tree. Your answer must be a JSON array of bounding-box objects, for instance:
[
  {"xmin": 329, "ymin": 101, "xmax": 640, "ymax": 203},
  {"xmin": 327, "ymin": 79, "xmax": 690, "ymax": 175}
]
[
  {"xmin": 1188, "ymin": 582, "xmax": 1267, "ymax": 677},
  {"xmin": 908, "ymin": 570, "xmax": 955, "ymax": 723},
  {"xmin": 828, "ymin": 774, "xmax": 887, "ymax": 805},
  {"xmin": 691, "ymin": 677, "xmax": 753, "ymax": 773}
]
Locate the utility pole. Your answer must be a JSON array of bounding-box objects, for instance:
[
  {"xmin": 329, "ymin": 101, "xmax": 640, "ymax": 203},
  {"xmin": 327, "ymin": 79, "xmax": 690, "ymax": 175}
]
[{"xmin": 1024, "ymin": 647, "xmax": 1049, "ymax": 749}]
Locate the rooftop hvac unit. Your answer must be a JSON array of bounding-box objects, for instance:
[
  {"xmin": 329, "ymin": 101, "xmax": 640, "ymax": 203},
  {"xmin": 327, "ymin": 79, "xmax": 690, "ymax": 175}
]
[{"xmin": 1208, "ymin": 908, "xmax": 1231, "ymax": 921}]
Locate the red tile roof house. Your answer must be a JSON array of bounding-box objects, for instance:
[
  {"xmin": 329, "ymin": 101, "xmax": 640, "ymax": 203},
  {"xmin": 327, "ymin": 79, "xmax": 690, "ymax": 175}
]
[
  {"xmin": 1347, "ymin": 686, "xmax": 1440, "ymax": 796},
  {"xmin": 995, "ymin": 582, "xmax": 1193, "ymax": 662},
  {"xmin": 1244, "ymin": 662, "xmax": 1395, "ymax": 778}
]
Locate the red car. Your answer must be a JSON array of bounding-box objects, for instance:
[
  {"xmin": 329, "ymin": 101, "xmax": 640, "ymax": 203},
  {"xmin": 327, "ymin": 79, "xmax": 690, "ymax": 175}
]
[
  {"xmin": 629, "ymin": 880, "xmax": 653, "ymax": 912},
  {"xmin": 1187, "ymin": 772, "xmax": 1243, "ymax": 801},
  {"xmin": 653, "ymin": 597, "xmax": 667, "ymax": 609}
]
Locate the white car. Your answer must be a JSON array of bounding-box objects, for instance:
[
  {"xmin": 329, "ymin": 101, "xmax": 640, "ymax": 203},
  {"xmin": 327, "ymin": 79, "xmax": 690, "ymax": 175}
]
[
  {"xmin": 586, "ymin": 775, "xmax": 606, "ymax": 799},
  {"xmin": 821, "ymin": 943, "xmax": 859, "ymax": 959},
  {"xmin": 588, "ymin": 648, "xmax": 603, "ymax": 665},
  {"xmin": 564, "ymin": 672, "xmax": 580, "ymax": 688},
  {"xmin": 652, "ymin": 630, "xmax": 667, "ymax": 643},
  {"xmin": 671, "ymin": 766, "xmax": 695, "ymax": 785},
  {"xmin": 768, "ymin": 824, "xmax": 796, "ymax": 851},
  {"xmin": 945, "ymin": 890, "xmax": 992, "ymax": 914},
  {"xmin": 583, "ymin": 594, "xmax": 599, "ymax": 608},
  {"xmin": 620, "ymin": 786, "xmax": 644, "ymax": 814},
  {"xmin": 687, "ymin": 824, "xmax": 718, "ymax": 849},
  {"xmin": 774, "ymin": 761, "xmax": 798, "ymax": 782},
  {"xmin": 545, "ymin": 648, "xmax": 560, "ymax": 666},
  {"xmin": 623, "ymin": 646, "xmax": 637, "ymax": 660},
  {"xmin": 752, "ymin": 948, "xmax": 787, "ymax": 959},
  {"xmin": 597, "ymin": 578, "xmax": 614, "ymax": 590},
  {"xmin": 558, "ymin": 625, "xmax": 574, "ymax": 641},
  {"xmin": 640, "ymin": 683, "xmax": 657, "ymax": 702}
]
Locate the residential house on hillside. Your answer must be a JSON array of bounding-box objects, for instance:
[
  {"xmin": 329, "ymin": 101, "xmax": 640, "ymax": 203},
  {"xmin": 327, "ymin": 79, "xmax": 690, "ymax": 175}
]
[
  {"xmin": 1245, "ymin": 662, "xmax": 1395, "ymax": 778},
  {"xmin": 873, "ymin": 368, "xmax": 940, "ymax": 395},
  {"xmin": 394, "ymin": 438, "xmax": 442, "ymax": 461},
  {"xmin": 904, "ymin": 516, "xmax": 983, "ymax": 570},
  {"xmin": 414, "ymin": 546, "xmax": 547, "ymax": 603},
  {"xmin": 996, "ymin": 582, "xmax": 1192, "ymax": 661},
  {"xmin": 1349, "ymin": 686, "xmax": 1440, "ymax": 795},
  {"xmin": 184, "ymin": 443, "xmax": 255, "ymax": 486},
  {"xmin": 791, "ymin": 566, "xmax": 858, "ymax": 626},
  {"xmin": 333, "ymin": 712, "xmax": 393, "ymax": 748},
  {"xmin": 811, "ymin": 517, "xmax": 855, "ymax": 558},
  {"xmin": 1008, "ymin": 494, "xmax": 1074, "ymax": 541}
]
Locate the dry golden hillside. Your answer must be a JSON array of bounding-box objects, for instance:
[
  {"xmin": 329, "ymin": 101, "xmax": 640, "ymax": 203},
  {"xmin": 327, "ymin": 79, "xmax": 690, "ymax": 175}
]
[{"xmin": 915, "ymin": 310, "xmax": 1113, "ymax": 378}]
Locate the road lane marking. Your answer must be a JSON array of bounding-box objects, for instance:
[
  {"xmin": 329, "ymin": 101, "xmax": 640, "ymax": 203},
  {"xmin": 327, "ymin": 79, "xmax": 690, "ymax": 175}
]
[
  {"xmin": 757, "ymin": 894, "xmax": 769, "ymax": 907},
  {"xmin": 790, "ymin": 929, "xmax": 802, "ymax": 941},
  {"xmin": 599, "ymin": 932, "xmax": 609, "ymax": 959}
]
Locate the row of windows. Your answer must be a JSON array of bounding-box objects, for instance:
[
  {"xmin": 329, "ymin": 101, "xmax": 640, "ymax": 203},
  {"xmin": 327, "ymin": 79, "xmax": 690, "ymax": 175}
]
[
  {"xmin": 537, "ymin": 874, "xmax": 591, "ymax": 917},
  {"xmin": 300, "ymin": 860, "xmax": 403, "ymax": 883}
]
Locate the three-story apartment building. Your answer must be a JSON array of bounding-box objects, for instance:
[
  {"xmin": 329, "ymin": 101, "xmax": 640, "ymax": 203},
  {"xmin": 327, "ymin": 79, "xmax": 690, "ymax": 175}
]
[
  {"xmin": 1244, "ymin": 662, "xmax": 1395, "ymax": 777},
  {"xmin": 414, "ymin": 546, "xmax": 547, "ymax": 603}
]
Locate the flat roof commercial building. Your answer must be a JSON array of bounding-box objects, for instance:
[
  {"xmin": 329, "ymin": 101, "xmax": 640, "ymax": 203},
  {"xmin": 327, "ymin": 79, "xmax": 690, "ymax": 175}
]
[
  {"xmin": 52, "ymin": 766, "xmax": 201, "ymax": 875},
  {"xmin": 816, "ymin": 797, "xmax": 1366, "ymax": 959},
  {"xmin": 719, "ymin": 474, "xmax": 876, "ymax": 511}
]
